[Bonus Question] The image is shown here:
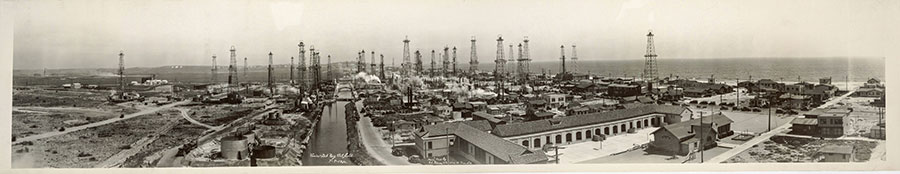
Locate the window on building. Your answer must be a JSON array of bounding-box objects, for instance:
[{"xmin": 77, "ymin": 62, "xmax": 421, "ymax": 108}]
[
  {"xmin": 534, "ymin": 139, "xmax": 542, "ymax": 148},
  {"xmin": 576, "ymin": 132, "xmax": 582, "ymax": 140},
  {"xmin": 427, "ymin": 141, "xmax": 433, "ymax": 149}
]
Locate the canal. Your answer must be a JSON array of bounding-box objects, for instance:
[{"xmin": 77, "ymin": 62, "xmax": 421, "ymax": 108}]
[{"xmin": 302, "ymin": 101, "xmax": 352, "ymax": 165}]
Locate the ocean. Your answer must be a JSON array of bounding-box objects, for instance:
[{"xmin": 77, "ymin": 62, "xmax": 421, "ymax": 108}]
[{"xmin": 469, "ymin": 57, "xmax": 884, "ymax": 83}]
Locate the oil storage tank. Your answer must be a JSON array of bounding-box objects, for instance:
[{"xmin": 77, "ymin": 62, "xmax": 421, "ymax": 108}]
[
  {"xmin": 220, "ymin": 136, "xmax": 249, "ymax": 160},
  {"xmin": 253, "ymin": 145, "xmax": 277, "ymax": 159}
]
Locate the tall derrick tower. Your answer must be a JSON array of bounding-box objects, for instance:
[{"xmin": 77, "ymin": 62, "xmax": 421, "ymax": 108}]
[
  {"xmin": 508, "ymin": 44, "xmax": 515, "ymax": 80},
  {"xmin": 560, "ymin": 45, "xmax": 566, "ymax": 75},
  {"xmin": 118, "ymin": 51, "xmax": 125, "ymax": 96},
  {"xmin": 402, "ymin": 36, "xmax": 411, "ymax": 76},
  {"xmin": 267, "ymin": 52, "xmax": 274, "ymax": 94},
  {"xmin": 442, "ymin": 47, "xmax": 450, "ymax": 77},
  {"xmin": 522, "ymin": 37, "xmax": 531, "ymax": 82},
  {"xmin": 211, "ymin": 55, "xmax": 217, "ymax": 83},
  {"xmin": 290, "ymin": 56, "xmax": 294, "ymax": 85},
  {"xmin": 495, "ymin": 36, "xmax": 506, "ymax": 94},
  {"xmin": 469, "ymin": 36, "xmax": 478, "ymax": 76},
  {"xmin": 517, "ymin": 43, "xmax": 524, "ymax": 83},
  {"xmin": 452, "ymin": 47, "xmax": 457, "ymax": 76},
  {"xmin": 643, "ymin": 31, "xmax": 658, "ymax": 81},
  {"xmin": 414, "ymin": 50, "xmax": 423, "ymax": 75},
  {"xmin": 571, "ymin": 45, "xmax": 578, "ymax": 74},
  {"xmin": 430, "ymin": 50, "xmax": 436, "ymax": 77},
  {"xmin": 370, "ymin": 51, "xmax": 377, "ymax": 74},
  {"xmin": 298, "ymin": 42, "xmax": 306, "ymax": 89},
  {"xmin": 379, "ymin": 54, "xmax": 385, "ymax": 81},
  {"xmin": 311, "ymin": 49, "xmax": 321, "ymax": 91},
  {"xmin": 228, "ymin": 46, "xmax": 238, "ymax": 86},
  {"xmin": 358, "ymin": 50, "xmax": 366, "ymax": 74},
  {"xmin": 327, "ymin": 55, "xmax": 332, "ymax": 81},
  {"xmin": 243, "ymin": 57, "xmax": 247, "ymax": 79}
]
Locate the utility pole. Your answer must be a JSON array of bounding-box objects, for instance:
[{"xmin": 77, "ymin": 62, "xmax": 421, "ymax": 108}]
[
  {"xmin": 699, "ymin": 112, "xmax": 704, "ymax": 163},
  {"xmin": 768, "ymin": 106, "xmax": 772, "ymax": 132},
  {"xmin": 736, "ymin": 78, "xmax": 740, "ymax": 107}
]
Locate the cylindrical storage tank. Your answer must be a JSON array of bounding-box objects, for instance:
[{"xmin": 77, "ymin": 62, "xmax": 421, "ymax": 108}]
[
  {"xmin": 253, "ymin": 145, "xmax": 277, "ymax": 159},
  {"xmin": 220, "ymin": 136, "xmax": 248, "ymax": 160}
]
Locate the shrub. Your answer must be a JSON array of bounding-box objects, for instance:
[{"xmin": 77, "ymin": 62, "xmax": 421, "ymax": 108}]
[{"xmin": 58, "ymin": 127, "xmax": 66, "ymax": 132}]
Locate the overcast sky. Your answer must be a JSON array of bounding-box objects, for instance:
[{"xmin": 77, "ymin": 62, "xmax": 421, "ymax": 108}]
[{"xmin": 11, "ymin": 0, "xmax": 900, "ymax": 69}]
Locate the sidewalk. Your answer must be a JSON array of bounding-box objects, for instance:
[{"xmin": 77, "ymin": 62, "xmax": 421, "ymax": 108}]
[{"xmin": 358, "ymin": 117, "xmax": 413, "ymax": 165}]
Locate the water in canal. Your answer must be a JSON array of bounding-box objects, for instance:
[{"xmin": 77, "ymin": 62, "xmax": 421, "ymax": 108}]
[{"xmin": 303, "ymin": 101, "xmax": 352, "ymax": 165}]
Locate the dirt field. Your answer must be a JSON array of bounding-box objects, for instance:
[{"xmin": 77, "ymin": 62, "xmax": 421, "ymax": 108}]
[
  {"xmin": 11, "ymin": 110, "xmax": 179, "ymax": 168},
  {"xmin": 121, "ymin": 120, "xmax": 209, "ymax": 167},
  {"xmin": 838, "ymin": 97, "xmax": 885, "ymax": 137},
  {"xmin": 13, "ymin": 88, "xmax": 112, "ymax": 107},
  {"xmin": 189, "ymin": 104, "xmax": 257, "ymax": 126},
  {"xmin": 13, "ymin": 106, "xmax": 139, "ymax": 138},
  {"xmin": 724, "ymin": 135, "xmax": 879, "ymax": 163}
]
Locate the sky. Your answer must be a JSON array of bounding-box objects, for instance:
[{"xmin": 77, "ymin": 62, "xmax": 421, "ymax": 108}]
[{"xmin": 10, "ymin": 0, "xmax": 900, "ymax": 69}]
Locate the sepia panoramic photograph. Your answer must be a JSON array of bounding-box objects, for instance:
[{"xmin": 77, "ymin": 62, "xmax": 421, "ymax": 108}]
[{"xmin": 3, "ymin": 0, "xmax": 897, "ymax": 172}]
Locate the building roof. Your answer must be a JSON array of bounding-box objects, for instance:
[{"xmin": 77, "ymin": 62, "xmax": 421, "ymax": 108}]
[
  {"xmin": 683, "ymin": 87, "xmax": 708, "ymax": 93},
  {"xmin": 528, "ymin": 99, "xmax": 548, "ymax": 106},
  {"xmin": 805, "ymin": 108, "xmax": 827, "ymax": 117},
  {"xmin": 758, "ymin": 79, "xmax": 778, "ymax": 84},
  {"xmin": 473, "ymin": 111, "xmax": 504, "ymax": 123},
  {"xmin": 452, "ymin": 124, "xmax": 548, "ymax": 164},
  {"xmin": 534, "ymin": 112, "xmax": 555, "ymax": 118},
  {"xmin": 791, "ymin": 118, "xmax": 819, "ymax": 125},
  {"xmin": 416, "ymin": 120, "xmax": 493, "ymax": 138},
  {"xmin": 652, "ymin": 114, "xmax": 734, "ymax": 140},
  {"xmin": 819, "ymin": 145, "xmax": 853, "ymax": 154},
  {"xmin": 492, "ymin": 104, "xmax": 687, "ymax": 137}
]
